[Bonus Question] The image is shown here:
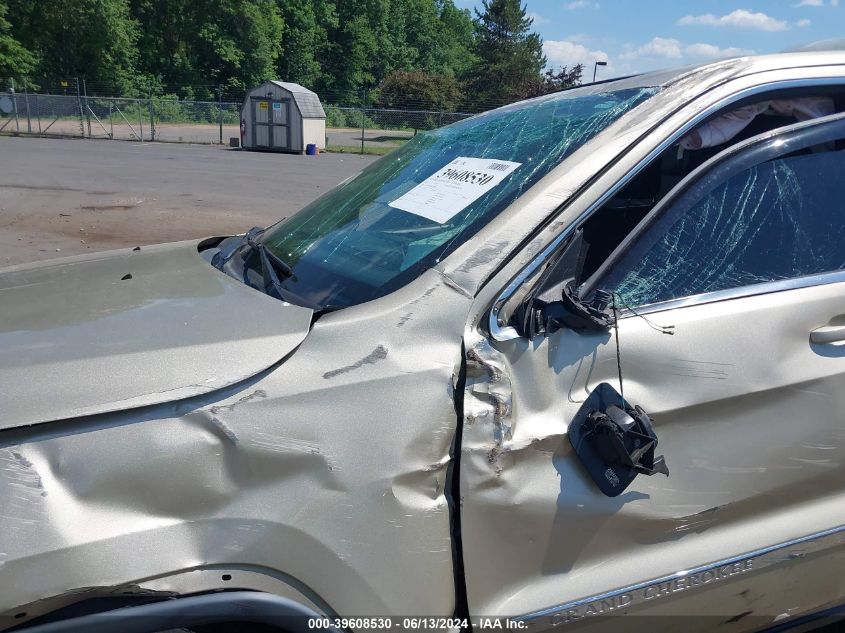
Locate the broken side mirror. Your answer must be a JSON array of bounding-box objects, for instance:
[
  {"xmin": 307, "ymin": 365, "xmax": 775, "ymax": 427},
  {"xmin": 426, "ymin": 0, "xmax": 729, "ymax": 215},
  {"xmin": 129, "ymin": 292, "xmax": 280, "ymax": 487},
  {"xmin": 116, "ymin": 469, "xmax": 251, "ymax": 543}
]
[
  {"xmin": 512, "ymin": 229, "xmax": 614, "ymax": 339},
  {"xmin": 568, "ymin": 382, "xmax": 669, "ymax": 497},
  {"xmin": 514, "ymin": 282, "xmax": 614, "ymax": 339},
  {"xmin": 516, "ymin": 279, "xmax": 613, "ymax": 339}
]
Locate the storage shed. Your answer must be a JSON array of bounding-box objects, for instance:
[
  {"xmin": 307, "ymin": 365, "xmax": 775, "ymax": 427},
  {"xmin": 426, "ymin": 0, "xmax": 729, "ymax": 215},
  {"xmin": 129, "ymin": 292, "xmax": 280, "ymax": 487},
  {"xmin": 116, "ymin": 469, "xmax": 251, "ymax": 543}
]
[{"xmin": 240, "ymin": 81, "xmax": 326, "ymax": 153}]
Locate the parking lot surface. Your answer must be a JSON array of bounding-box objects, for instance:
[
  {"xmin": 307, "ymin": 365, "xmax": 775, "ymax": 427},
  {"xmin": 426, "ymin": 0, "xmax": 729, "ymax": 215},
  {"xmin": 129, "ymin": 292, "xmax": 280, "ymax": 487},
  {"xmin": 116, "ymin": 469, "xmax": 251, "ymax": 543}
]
[{"xmin": 0, "ymin": 136, "xmax": 377, "ymax": 266}]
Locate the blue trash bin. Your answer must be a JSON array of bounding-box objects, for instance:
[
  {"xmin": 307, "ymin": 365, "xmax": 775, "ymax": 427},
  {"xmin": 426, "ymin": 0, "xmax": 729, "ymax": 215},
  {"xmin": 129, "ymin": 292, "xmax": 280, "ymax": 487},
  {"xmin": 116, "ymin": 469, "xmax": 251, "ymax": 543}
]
[{"xmin": 306, "ymin": 143, "xmax": 318, "ymax": 155}]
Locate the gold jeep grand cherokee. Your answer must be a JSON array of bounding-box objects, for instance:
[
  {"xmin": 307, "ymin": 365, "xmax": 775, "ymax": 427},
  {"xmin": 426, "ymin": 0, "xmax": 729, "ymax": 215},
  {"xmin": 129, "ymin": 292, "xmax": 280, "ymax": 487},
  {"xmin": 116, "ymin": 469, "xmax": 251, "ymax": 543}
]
[{"xmin": 2, "ymin": 42, "xmax": 845, "ymax": 633}]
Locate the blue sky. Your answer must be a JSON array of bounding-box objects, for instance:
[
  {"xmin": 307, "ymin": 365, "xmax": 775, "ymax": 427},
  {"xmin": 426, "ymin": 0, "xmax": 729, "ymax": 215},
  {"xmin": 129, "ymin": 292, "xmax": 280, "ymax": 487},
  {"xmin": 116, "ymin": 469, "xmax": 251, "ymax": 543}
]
[{"xmin": 454, "ymin": 0, "xmax": 844, "ymax": 76}]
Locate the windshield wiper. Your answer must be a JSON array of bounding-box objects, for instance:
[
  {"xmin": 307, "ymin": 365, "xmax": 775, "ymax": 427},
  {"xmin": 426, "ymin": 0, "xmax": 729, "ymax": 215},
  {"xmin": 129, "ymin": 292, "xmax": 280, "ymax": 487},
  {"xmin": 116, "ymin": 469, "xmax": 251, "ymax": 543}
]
[
  {"xmin": 211, "ymin": 226, "xmax": 296, "ymax": 301},
  {"xmin": 210, "ymin": 226, "xmax": 262, "ymax": 270},
  {"xmin": 245, "ymin": 230, "xmax": 296, "ymax": 301}
]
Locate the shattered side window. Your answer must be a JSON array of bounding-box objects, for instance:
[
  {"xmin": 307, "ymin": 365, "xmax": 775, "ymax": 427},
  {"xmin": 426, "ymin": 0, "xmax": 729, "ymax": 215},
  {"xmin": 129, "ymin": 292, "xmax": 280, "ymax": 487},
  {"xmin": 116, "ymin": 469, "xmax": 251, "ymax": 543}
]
[
  {"xmin": 259, "ymin": 85, "xmax": 659, "ymax": 308},
  {"xmin": 601, "ymin": 146, "xmax": 845, "ymax": 307}
]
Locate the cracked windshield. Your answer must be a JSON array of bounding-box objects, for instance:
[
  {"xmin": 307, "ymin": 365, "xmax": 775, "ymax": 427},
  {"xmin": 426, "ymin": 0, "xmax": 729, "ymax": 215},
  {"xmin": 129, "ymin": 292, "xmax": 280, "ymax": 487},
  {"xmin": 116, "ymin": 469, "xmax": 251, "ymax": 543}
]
[
  {"xmin": 260, "ymin": 86, "xmax": 659, "ymax": 308},
  {"xmin": 602, "ymin": 145, "xmax": 845, "ymax": 307}
]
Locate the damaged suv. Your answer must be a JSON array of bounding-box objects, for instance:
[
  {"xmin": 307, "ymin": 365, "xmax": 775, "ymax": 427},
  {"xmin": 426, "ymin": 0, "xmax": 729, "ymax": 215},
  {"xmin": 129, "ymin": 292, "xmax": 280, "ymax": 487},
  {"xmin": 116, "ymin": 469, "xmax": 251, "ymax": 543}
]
[{"xmin": 3, "ymin": 46, "xmax": 845, "ymax": 633}]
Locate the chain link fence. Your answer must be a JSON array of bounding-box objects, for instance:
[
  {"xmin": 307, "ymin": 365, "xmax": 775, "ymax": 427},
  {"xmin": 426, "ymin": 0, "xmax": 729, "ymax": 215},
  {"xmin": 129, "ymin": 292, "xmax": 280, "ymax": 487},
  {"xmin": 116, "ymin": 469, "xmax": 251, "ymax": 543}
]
[
  {"xmin": 0, "ymin": 89, "xmax": 241, "ymax": 143},
  {"xmin": 1, "ymin": 80, "xmax": 475, "ymax": 153},
  {"xmin": 321, "ymin": 105, "xmax": 472, "ymax": 154}
]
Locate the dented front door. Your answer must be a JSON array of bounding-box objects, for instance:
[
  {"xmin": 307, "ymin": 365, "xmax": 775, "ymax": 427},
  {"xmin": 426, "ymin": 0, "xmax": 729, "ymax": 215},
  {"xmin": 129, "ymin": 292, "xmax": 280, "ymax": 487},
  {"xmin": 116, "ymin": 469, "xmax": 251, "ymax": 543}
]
[{"xmin": 460, "ymin": 115, "xmax": 845, "ymax": 630}]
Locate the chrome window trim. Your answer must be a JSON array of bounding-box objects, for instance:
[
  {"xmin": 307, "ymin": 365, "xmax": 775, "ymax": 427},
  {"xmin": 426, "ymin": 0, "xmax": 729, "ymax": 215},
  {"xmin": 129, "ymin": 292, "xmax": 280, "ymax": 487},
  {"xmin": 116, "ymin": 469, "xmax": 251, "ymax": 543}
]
[
  {"xmin": 514, "ymin": 521, "xmax": 845, "ymax": 625},
  {"xmin": 489, "ymin": 74, "xmax": 845, "ymax": 342},
  {"xmin": 616, "ymin": 270, "xmax": 845, "ymax": 319}
]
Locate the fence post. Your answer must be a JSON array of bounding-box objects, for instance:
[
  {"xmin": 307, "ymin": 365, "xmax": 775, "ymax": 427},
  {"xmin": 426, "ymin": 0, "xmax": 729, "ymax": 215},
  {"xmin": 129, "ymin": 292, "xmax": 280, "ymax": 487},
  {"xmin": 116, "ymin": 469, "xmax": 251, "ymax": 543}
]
[
  {"xmin": 34, "ymin": 93, "xmax": 41, "ymax": 134},
  {"xmin": 23, "ymin": 86, "xmax": 31, "ymax": 133},
  {"xmin": 148, "ymin": 84, "xmax": 155, "ymax": 141},
  {"xmin": 75, "ymin": 77, "xmax": 84, "ymax": 137},
  {"xmin": 359, "ymin": 89, "xmax": 366, "ymax": 155},
  {"xmin": 83, "ymin": 78, "xmax": 91, "ymax": 137},
  {"xmin": 108, "ymin": 100, "xmax": 113, "ymax": 139},
  {"xmin": 138, "ymin": 99, "xmax": 144, "ymax": 142},
  {"xmin": 10, "ymin": 79, "xmax": 19, "ymax": 132},
  {"xmin": 218, "ymin": 85, "xmax": 223, "ymax": 145}
]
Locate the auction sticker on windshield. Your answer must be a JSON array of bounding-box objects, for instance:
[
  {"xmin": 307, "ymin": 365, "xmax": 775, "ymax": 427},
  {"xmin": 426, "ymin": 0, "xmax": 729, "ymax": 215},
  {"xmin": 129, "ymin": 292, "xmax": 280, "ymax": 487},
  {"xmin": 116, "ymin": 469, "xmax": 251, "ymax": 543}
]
[{"xmin": 389, "ymin": 157, "xmax": 521, "ymax": 223}]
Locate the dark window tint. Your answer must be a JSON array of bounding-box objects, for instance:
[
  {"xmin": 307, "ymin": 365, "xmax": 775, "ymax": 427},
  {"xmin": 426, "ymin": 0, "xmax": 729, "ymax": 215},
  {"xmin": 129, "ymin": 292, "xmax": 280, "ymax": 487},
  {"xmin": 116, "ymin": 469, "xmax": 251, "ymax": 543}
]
[{"xmin": 600, "ymin": 146, "xmax": 845, "ymax": 307}]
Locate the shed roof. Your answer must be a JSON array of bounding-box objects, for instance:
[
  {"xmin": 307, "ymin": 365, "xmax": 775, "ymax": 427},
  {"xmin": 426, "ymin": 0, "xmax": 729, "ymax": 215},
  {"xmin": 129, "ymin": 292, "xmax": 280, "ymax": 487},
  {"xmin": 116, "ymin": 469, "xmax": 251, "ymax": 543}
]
[{"xmin": 269, "ymin": 81, "xmax": 326, "ymax": 119}]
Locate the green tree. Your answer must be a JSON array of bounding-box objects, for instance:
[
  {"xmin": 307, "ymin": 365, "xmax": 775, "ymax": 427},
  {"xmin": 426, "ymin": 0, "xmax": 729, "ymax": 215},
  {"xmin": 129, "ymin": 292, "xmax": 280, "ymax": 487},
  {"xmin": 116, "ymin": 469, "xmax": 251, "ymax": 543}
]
[
  {"xmin": 310, "ymin": 0, "xmax": 339, "ymax": 87},
  {"xmin": 389, "ymin": 0, "xmax": 475, "ymax": 79},
  {"xmin": 275, "ymin": 0, "xmax": 342, "ymax": 89},
  {"xmin": 469, "ymin": 0, "xmax": 545, "ymax": 107},
  {"xmin": 1, "ymin": 0, "xmax": 539, "ymax": 113},
  {"xmin": 129, "ymin": 0, "xmax": 197, "ymax": 94},
  {"xmin": 375, "ymin": 0, "xmax": 476, "ymax": 84},
  {"xmin": 131, "ymin": 0, "xmax": 283, "ymax": 97},
  {"xmin": 195, "ymin": 0, "xmax": 284, "ymax": 92},
  {"xmin": 318, "ymin": 0, "xmax": 383, "ymax": 102},
  {"xmin": 525, "ymin": 64, "xmax": 583, "ymax": 97},
  {"xmin": 384, "ymin": 0, "xmax": 418, "ymax": 71},
  {"xmin": 277, "ymin": 2, "xmax": 321, "ymax": 86},
  {"xmin": 314, "ymin": 0, "xmax": 476, "ymax": 105},
  {"xmin": 433, "ymin": 1, "xmax": 477, "ymax": 79},
  {"xmin": 377, "ymin": 69, "xmax": 462, "ymax": 111},
  {"xmin": 8, "ymin": 0, "xmax": 139, "ymax": 92},
  {"xmin": 0, "ymin": 0, "xmax": 36, "ymax": 83}
]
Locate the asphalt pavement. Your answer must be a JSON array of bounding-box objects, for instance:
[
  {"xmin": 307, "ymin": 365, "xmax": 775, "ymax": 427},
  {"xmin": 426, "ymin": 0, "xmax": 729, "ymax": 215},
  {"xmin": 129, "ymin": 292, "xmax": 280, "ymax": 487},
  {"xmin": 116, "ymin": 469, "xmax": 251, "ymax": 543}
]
[{"xmin": 0, "ymin": 135, "xmax": 378, "ymax": 266}]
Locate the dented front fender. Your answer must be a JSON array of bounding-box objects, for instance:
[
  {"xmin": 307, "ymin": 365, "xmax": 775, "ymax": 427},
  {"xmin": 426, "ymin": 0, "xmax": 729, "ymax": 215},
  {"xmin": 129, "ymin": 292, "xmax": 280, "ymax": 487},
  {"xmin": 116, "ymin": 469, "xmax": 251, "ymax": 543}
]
[{"xmin": 0, "ymin": 268, "xmax": 471, "ymax": 626}]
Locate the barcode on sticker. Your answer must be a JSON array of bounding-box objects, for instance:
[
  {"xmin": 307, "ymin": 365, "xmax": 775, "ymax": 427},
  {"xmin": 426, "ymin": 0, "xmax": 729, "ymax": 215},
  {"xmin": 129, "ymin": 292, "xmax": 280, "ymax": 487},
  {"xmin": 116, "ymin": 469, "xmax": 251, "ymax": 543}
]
[{"xmin": 487, "ymin": 162, "xmax": 511, "ymax": 172}]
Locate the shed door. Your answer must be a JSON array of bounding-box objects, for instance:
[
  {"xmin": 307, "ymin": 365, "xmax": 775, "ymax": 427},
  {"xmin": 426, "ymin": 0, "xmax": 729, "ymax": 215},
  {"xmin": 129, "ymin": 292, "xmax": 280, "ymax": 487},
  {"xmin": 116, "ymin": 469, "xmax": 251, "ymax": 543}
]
[
  {"xmin": 252, "ymin": 97, "xmax": 290, "ymax": 150},
  {"xmin": 272, "ymin": 101, "xmax": 289, "ymax": 149},
  {"xmin": 252, "ymin": 98, "xmax": 271, "ymax": 148}
]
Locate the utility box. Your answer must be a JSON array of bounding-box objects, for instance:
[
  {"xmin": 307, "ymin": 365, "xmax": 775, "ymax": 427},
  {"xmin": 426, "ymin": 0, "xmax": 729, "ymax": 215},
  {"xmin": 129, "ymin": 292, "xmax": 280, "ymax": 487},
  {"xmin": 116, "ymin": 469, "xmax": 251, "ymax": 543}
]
[{"xmin": 240, "ymin": 81, "xmax": 326, "ymax": 153}]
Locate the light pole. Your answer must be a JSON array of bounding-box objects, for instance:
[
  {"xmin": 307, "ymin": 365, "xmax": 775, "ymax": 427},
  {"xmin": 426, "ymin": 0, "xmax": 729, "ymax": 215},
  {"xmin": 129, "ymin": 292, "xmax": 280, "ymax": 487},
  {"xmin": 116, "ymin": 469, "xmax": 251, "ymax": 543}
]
[{"xmin": 593, "ymin": 60, "xmax": 608, "ymax": 82}]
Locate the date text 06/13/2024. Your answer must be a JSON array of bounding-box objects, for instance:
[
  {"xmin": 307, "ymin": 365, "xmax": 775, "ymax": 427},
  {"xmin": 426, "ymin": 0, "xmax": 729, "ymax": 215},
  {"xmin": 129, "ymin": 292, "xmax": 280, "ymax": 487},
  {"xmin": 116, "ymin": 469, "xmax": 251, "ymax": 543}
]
[{"xmin": 307, "ymin": 618, "xmax": 527, "ymax": 630}]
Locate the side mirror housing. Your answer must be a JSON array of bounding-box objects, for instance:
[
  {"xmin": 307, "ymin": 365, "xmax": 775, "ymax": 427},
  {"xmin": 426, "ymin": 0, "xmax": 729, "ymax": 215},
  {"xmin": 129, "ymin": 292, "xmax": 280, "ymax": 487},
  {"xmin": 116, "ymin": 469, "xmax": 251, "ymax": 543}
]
[
  {"xmin": 513, "ymin": 282, "xmax": 614, "ymax": 339},
  {"xmin": 569, "ymin": 382, "xmax": 669, "ymax": 497}
]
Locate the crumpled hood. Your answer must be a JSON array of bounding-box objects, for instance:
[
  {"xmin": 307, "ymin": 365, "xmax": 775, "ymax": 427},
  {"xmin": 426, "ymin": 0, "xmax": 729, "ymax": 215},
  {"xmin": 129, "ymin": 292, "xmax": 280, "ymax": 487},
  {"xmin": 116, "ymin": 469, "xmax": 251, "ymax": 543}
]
[{"xmin": 0, "ymin": 240, "xmax": 313, "ymax": 429}]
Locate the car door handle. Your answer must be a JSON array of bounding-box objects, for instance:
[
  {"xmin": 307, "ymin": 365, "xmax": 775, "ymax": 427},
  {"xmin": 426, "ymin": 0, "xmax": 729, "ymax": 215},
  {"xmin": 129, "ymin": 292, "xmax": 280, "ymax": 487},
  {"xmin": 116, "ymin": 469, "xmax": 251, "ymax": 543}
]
[{"xmin": 810, "ymin": 325, "xmax": 845, "ymax": 344}]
